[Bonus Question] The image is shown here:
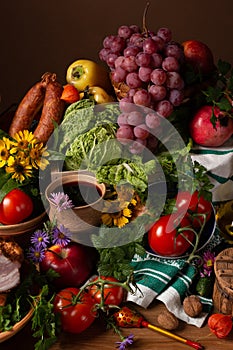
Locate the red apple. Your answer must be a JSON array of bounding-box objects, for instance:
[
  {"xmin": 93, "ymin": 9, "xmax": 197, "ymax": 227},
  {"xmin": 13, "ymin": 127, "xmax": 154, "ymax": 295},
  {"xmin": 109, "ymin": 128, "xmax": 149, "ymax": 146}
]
[
  {"xmin": 39, "ymin": 242, "xmax": 95, "ymax": 288},
  {"xmin": 189, "ymin": 105, "xmax": 233, "ymax": 147},
  {"xmin": 182, "ymin": 40, "xmax": 215, "ymax": 75}
]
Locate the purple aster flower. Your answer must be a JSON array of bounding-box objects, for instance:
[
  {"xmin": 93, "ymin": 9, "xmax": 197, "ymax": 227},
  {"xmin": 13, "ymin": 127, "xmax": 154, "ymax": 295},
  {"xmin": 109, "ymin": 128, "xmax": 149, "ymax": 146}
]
[
  {"xmin": 30, "ymin": 229, "xmax": 50, "ymax": 249},
  {"xmin": 52, "ymin": 224, "xmax": 72, "ymax": 247},
  {"xmin": 199, "ymin": 250, "xmax": 215, "ymax": 277},
  {"xmin": 115, "ymin": 334, "xmax": 134, "ymax": 349},
  {"xmin": 27, "ymin": 246, "xmax": 46, "ymax": 263},
  {"xmin": 49, "ymin": 192, "xmax": 74, "ymax": 212},
  {"xmin": 203, "ymin": 251, "xmax": 215, "ymax": 270}
]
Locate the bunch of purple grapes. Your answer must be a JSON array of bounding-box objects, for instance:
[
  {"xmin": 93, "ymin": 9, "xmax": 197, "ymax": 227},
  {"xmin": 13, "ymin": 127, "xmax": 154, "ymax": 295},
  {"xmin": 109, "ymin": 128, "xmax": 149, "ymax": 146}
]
[
  {"xmin": 99, "ymin": 24, "xmax": 186, "ymax": 154},
  {"xmin": 116, "ymin": 102, "xmax": 163, "ymax": 154}
]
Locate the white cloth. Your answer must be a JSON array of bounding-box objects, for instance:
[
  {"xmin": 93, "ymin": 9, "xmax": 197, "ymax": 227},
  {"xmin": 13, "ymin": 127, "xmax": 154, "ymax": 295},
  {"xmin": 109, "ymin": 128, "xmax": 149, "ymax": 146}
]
[{"xmin": 190, "ymin": 136, "xmax": 233, "ymax": 202}]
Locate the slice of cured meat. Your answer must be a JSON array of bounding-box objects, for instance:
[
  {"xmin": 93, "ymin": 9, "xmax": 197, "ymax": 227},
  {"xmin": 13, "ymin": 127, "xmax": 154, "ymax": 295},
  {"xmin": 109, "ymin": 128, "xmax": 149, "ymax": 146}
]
[
  {"xmin": 0, "ymin": 238, "xmax": 24, "ymax": 292},
  {"xmin": 0, "ymin": 253, "xmax": 21, "ymax": 292}
]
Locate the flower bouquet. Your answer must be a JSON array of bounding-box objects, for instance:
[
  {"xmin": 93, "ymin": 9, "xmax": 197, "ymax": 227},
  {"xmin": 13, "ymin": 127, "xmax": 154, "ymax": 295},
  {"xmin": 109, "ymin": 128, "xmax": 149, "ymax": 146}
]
[{"xmin": 0, "ymin": 129, "xmax": 49, "ymax": 229}]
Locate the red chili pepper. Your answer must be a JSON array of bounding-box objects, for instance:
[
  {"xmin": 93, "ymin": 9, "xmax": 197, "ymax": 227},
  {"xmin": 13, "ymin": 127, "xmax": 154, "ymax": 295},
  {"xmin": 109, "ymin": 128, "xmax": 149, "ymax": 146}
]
[{"xmin": 208, "ymin": 313, "xmax": 233, "ymax": 339}]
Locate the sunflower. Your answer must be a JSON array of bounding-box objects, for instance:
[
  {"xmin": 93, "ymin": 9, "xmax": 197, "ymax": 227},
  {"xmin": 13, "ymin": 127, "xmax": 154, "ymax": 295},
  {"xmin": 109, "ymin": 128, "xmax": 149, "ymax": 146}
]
[
  {"xmin": 5, "ymin": 155, "xmax": 33, "ymax": 182},
  {"xmin": 29, "ymin": 143, "xmax": 49, "ymax": 170},
  {"xmin": 11, "ymin": 130, "xmax": 37, "ymax": 151},
  {"xmin": 101, "ymin": 185, "xmax": 139, "ymax": 228},
  {"xmin": 0, "ymin": 137, "xmax": 11, "ymax": 167}
]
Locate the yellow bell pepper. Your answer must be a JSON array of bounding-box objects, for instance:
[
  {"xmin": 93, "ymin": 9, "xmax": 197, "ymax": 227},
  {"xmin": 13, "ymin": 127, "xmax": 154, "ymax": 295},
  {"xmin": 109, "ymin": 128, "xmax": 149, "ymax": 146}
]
[
  {"xmin": 80, "ymin": 86, "xmax": 115, "ymax": 104},
  {"xmin": 66, "ymin": 59, "xmax": 112, "ymax": 93}
]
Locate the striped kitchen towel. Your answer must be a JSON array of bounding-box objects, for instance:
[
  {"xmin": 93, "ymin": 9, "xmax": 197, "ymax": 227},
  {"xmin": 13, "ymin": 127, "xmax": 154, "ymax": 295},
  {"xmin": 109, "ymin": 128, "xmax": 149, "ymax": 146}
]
[
  {"xmin": 190, "ymin": 137, "xmax": 233, "ymax": 202},
  {"xmin": 127, "ymin": 229, "xmax": 223, "ymax": 327}
]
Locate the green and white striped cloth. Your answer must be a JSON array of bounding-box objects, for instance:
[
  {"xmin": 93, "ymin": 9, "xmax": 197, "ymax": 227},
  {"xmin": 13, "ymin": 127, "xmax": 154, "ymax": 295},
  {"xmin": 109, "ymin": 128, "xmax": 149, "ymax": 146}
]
[
  {"xmin": 127, "ymin": 229, "xmax": 223, "ymax": 328},
  {"xmin": 190, "ymin": 137, "xmax": 233, "ymax": 203}
]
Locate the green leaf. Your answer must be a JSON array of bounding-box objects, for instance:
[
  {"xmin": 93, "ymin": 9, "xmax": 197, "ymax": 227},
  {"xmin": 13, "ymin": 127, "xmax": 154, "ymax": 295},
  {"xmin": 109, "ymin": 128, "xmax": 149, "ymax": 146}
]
[
  {"xmin": 203, "ymin": 86, "xmax": 222, "ymax": 103},
  {"xmin": 0, "ymin": 177, "xmax": 22, "ymax": 202},
  {"xmin": 216, "ymin": 97, "xmax": 232, "ymax": 112},
  {"xmin": 217, "ymin": 59, "xmax": 232, "ymax": 76},
  {"xmin": 31, "ymin": 285, "xmax": 58, "ymax": 350},
  {"xmin": 210, "ymin": 109, "xmax": 217, "ymax": 129}
]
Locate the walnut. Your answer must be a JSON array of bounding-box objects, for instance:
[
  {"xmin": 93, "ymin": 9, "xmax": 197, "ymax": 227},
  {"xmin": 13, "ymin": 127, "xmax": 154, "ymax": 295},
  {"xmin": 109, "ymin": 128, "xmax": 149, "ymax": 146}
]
[
  {"xmin": 157, "ymin": 309, "xmax": 179, "ymax": 330},
  {"xmin": 183, "ymin": 295, "xmax": 203, "ymax": 317}
]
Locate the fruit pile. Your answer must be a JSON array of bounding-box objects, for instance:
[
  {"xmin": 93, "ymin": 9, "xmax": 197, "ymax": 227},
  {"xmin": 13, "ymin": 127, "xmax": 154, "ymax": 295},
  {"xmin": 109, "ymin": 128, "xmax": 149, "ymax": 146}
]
[
  {"xmin": 99, "ymin": 25, "xmax": 185, "ymax": 116},
  {"xmin": 99, "ymin": 23, "xmax": 188, "ymax": 154}
]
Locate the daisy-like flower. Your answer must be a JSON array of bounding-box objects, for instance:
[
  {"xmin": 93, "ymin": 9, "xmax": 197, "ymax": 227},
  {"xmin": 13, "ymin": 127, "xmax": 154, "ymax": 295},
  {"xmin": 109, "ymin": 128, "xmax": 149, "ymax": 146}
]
[
  {"xmin": 203, "ymin": 251, "xmax": 215, "ymax": 270},
  {"xmin": 27, "ymin": 245, "xmax": 46, "ymax": 264},
  {"xmin": 0, "ymin": 137, "xmax": 11, "ymax": 167},
  {"xmin": 49, "ymin": 192, "xmax": 74, "ymax": 212},
  {"xmin": 200, "ymin": 251, "xmax": 215, "ymax": 277},
  {"xmin": 115, "ymin": 334, "xmax": 134, "ymax": 349},
  {"xmin": 101, "ymin": 186, "xmax": 139, "ymax": 228},
  {"xmin": 11, "ymin": 130, "xmax": 37, "ymax": 152},
  {"xmin": 30, "ymin": 229, "xmax": 50, "ymax": 249},
  {"xmin": 5, "ymin": 155, "xmax": 33, "ymax": 182},
  {"xmin": 29, "ymin": 142, "xmax": 49, "ymax": 170},
  {"xmin": 52, "ymin": 224, "xmax": 72, "ymax": 247},
  {"xmin": 101, "ymin": 200, "xmax": 133, "ymax": 228}
]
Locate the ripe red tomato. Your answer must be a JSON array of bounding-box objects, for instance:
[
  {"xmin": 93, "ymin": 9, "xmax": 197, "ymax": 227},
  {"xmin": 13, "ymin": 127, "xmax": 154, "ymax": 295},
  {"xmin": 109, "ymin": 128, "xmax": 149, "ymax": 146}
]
[
  {"xmin": 148, "ymin": 213, "xmax": 195, "ymax": 257},
  {"xmin": 175, "ymin": 190, "xmax": 212, "ymax": 228},
  {"xmin": 53, "ymin": 287, "xmax": 96, "ymax": 334},
  {"xmin": 0, "ymin": 188, "xmax": 33, "ymax": 225},
  {"xmin": 88, "ymin": 276, "xmax": 124, "ymax": 306}
]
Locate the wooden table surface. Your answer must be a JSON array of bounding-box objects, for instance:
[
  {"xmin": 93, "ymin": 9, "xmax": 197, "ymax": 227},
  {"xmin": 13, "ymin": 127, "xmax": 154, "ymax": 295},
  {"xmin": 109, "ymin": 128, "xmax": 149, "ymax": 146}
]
[{"xmin": 1, "ymin": 300, "xmax": 232, "ymax": 350}]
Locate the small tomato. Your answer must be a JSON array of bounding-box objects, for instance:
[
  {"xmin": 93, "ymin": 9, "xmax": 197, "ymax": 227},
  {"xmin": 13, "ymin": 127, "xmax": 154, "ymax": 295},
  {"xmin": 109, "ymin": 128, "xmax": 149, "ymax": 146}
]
[
  {"xmin": 88, "ymin": 276, "xmax": 124, "ymax": 306},
  {"xmin": 0, "ymin": 189, "xmax": 33, "ymax": 225},
  {"xmin": 148, "ymin": 213, "xmax": 195, "ymax": 257},
  {"xmin": 175, "ymin": 190, "xmax": 212, "ymax": 228},
  {"xmin": 53, "ymin": 287, "xmax": 96, "ymax": 334}
]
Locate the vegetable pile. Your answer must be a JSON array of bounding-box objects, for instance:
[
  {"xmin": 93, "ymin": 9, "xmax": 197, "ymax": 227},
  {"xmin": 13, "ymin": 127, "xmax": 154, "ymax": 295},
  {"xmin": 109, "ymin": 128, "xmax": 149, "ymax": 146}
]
[{"xmin": 1, "ymin": 3, "xmax": 233, "ymax": 349}]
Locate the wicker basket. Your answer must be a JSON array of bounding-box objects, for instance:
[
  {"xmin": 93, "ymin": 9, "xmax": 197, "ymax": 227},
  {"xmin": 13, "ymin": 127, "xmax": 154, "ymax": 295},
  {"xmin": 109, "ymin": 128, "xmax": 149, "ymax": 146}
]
[{"xmin": 213, "ymin": 247, "xmax": 233, "ymax": 315}]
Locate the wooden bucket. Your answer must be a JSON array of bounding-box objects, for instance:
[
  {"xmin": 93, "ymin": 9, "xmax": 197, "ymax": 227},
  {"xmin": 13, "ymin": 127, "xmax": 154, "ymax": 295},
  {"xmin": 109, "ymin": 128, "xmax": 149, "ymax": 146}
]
[{"xmin": 213, "ymin": 247, "xmax": 233, "ymax": 315}]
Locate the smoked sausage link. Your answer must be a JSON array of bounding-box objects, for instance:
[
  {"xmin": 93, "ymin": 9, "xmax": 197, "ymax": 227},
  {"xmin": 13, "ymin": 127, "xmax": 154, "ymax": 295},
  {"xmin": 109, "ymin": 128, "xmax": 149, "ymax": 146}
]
[
  {"xmin": 9, "ymin": 72, "xmax": 53, "ymax": 137},
  {"xmin": 33, "ymin": 74, "xmax": 65, "ymax": 144}
]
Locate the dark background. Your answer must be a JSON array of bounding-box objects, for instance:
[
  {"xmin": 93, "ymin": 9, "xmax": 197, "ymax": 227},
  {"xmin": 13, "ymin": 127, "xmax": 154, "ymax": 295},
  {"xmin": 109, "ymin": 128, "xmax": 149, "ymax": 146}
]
[{"xmin": 0, "ymin": 0, "xmax": 233, "ymax": 114}]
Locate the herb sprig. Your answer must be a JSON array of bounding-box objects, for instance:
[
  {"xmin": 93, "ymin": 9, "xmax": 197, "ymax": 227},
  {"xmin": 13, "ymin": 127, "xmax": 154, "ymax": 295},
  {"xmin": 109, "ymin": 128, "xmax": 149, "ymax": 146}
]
[
  {"xmin": 202, "ymin": 59, "xmax": 233, "ymax": 126},
  {"xmin": 30, "ymin": 285, "xmax": 59, "ymax": 350}
]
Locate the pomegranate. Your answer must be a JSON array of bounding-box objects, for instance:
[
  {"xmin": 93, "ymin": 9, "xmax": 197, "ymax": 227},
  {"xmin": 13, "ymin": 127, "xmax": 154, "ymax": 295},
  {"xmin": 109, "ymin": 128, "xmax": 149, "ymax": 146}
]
[{"xmin": 189, "ymin": 105, "xmax": 233, "ymax": 147}]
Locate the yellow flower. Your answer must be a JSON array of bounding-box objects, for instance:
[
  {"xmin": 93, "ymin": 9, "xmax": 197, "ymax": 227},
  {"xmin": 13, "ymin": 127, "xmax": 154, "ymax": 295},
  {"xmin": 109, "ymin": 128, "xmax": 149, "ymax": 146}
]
[
  {"xmin": 29, "ymin": 143, "xmax": 49, "ymax": 170},
  {"xmin": 121, "ymin": 207, "xmax": 132, "ymax": 217},
  {"xmin": 101, "ymin": 196, "xmax": 134, "ymax": 228},
  {"xmin": 0, "ymin": 137, "xmax": 11, "ymax": 167},
  {"xmin": 101, "ymin": 213, "xmax": 113, "ymax": 226},
  {"xmin": 130, "ymin": 198, "xmax": 137, "ymax": 206},
  {"xmin": 10, "ymin": 130, "xmax": 37, "ymax": 153},
  {"xmin": 6, "ymin": 155, "xmax": 33, "ymax": 182},
  {"xmin": 113, "ymin": 214, "xmax": 130, "ymax": 228}
]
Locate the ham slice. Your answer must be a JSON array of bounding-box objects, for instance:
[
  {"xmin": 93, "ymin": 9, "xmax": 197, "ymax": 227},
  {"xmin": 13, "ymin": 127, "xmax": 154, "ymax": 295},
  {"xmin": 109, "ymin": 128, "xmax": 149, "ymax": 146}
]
[{"xmin": 0, "ymin": 251, "xmax": 21, "ymax": 292}]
